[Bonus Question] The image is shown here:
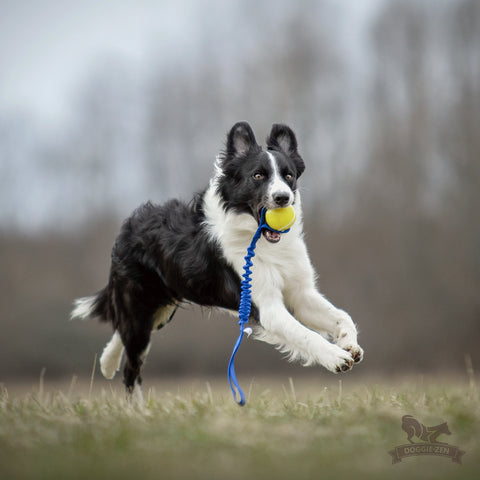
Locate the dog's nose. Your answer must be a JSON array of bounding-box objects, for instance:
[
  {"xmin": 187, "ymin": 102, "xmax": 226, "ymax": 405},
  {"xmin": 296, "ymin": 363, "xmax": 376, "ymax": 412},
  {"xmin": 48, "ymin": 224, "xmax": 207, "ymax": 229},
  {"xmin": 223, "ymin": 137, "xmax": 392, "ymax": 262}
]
[{"xmin": 273, "ymin": 192, "xmax": 291, "ymax": 207}]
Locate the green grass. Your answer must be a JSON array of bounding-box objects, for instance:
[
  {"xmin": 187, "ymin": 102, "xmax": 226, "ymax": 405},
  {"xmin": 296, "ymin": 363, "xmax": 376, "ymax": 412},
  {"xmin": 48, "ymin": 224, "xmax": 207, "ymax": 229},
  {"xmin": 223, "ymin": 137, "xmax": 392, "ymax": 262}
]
[{"xmin": 0, "ymin": 377, "xmax": 479, "ymax": 480}]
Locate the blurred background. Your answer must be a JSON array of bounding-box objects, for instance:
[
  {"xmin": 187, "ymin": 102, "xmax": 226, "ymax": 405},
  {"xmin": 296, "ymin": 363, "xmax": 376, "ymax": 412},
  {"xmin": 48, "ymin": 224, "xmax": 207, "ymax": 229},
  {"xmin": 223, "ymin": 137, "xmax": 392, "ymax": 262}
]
[{"xmin": 1, "ymin": 0, "xmax": 479, "ymax": 384}]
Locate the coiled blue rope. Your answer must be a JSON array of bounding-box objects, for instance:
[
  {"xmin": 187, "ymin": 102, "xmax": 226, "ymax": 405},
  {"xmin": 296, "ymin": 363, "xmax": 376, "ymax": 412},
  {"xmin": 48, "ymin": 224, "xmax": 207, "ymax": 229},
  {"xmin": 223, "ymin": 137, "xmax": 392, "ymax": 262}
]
[{"xmin": 228, "ymin": 208, "xmax": 290, "ymax": 406}]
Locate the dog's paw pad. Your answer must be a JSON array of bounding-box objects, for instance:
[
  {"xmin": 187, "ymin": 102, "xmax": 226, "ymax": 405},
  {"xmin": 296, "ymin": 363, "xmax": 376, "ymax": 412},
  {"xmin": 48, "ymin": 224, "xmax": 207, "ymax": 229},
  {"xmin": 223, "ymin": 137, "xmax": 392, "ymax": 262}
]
[
  {"xmin": 343, "ymin": 345, "xmax": 364, "ymax": 364},
  {"xmin": 334, "ymin": 354, "xmax": 354, "ymax": 373}
]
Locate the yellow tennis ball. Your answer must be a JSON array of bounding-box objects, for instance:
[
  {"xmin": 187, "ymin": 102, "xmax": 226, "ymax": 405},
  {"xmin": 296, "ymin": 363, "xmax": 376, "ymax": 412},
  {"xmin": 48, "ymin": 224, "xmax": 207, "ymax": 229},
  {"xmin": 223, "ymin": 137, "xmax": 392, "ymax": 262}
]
[{"xmin": 265, "ymin": 206, "xmax": 296, "ymax": 231}]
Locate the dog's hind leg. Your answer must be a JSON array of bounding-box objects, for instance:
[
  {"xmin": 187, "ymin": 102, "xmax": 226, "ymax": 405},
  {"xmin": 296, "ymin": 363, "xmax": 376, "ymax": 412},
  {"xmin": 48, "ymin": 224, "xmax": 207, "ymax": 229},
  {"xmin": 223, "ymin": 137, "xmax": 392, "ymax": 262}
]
[
  {"xmin": 152, "ymin": 304, "xmax": 178, "ymax": 330},
  {"xmin": 120, "ymin": 322, "xmax": 153, "ymax": 397},
  {"xmin": 100, "ymin": 331, "xmax": 125, "ymax": 380},
  {"xmin": 120, "ymin": 304, "xmax": 177, "ymax": 402}
]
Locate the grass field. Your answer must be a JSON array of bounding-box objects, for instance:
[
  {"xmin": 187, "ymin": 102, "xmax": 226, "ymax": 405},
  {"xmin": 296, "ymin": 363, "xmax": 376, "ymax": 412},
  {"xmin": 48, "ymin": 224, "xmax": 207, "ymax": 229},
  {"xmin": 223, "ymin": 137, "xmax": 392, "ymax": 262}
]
[{"xmin": 0, "ymin": 375, "xmax": 479, "ymax": 480}]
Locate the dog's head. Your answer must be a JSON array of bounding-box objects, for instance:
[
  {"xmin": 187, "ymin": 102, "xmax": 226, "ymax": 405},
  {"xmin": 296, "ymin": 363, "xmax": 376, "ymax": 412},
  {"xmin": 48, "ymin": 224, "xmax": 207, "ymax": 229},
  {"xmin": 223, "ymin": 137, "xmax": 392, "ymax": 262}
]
[{"xmin": 216, "ymin": 122, "xmax": 305, "ymax": 243}]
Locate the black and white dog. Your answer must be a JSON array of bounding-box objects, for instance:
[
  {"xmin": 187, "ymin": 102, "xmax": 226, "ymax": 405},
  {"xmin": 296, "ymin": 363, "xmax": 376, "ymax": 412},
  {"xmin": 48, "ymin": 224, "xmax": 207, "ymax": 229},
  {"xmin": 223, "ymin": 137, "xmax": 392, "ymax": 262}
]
[{"xmin": 71, "ymin": 122, "xmax": 363, "ymax": 394}]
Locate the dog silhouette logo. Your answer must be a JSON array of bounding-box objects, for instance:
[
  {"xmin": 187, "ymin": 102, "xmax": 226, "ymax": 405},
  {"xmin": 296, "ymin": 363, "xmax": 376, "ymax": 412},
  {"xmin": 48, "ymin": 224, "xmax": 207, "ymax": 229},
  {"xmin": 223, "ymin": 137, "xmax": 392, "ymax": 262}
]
[
  {"xmin": 401, "ymin": 415, "xmax": 451, "ymax": 444},
  {"xmin": 388, "ymin": 415, "xmax": 465, "ymax": 464}
]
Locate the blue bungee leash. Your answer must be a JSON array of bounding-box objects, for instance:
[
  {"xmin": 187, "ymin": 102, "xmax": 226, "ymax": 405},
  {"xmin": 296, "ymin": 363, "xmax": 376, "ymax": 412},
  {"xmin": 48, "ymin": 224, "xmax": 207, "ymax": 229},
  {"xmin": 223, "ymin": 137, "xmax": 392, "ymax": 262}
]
[{"xmin": 227, "ymin": 207, "xmax": 292, "ymax": 406}]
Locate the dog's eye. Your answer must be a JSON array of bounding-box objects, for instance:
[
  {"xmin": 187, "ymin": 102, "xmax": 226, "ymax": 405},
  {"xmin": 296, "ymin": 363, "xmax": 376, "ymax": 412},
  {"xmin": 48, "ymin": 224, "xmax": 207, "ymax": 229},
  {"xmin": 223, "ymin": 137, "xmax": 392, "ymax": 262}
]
[
  {"xmin": 253, "ymin": 173, "xmax": 264, "ymax": 181},
  {"xmin": 285, "ymin": 173, "xmax": 293, "ymax": 181}
]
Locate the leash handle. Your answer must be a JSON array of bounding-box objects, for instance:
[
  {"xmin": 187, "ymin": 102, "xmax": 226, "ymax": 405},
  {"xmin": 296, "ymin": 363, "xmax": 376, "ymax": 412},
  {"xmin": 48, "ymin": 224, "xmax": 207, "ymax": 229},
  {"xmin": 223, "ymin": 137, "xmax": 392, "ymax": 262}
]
[
  {"xmin": 227, "ymin": 329, "xmax": 247, "ymax": 405},
  {"xmin": 228, "ymin": 209, "xmax": 290, "ymax": 405}
]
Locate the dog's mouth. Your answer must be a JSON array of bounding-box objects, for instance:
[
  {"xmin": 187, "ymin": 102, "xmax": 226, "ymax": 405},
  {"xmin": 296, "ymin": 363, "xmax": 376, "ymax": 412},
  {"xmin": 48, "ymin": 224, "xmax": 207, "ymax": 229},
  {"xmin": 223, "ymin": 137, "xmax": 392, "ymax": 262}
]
[
  {"xmin": 255, "ymin": 207, "xmax": 282, "ymax": 244},
  {"xmin": 262, "ymin": 230, "xmax": 282, "ymax": 243}
]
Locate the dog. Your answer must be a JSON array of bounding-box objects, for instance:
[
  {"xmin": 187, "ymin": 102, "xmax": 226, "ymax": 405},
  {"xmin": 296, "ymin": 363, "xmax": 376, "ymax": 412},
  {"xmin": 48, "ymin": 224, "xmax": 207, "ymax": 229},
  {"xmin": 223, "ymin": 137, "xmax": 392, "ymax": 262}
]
[{"xmin": 71, "ymin": 121, "xmax": 364, "ymax": 395}]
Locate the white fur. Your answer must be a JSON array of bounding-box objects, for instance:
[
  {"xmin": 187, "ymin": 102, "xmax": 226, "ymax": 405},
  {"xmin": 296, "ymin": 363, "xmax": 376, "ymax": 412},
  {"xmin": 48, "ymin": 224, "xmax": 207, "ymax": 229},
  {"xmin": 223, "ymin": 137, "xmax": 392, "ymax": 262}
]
[
  {"xmin": 70, "ymin": 296, "xmax": 96, "ymax": 320},
  {"xmin": 266, "ymin": 151, "xmax": 294, "ymax": 206},
  {"xmin": 203, "ymin": 178, "xmax": 363, "ymax": 372},
  {"xmin": 100, "ymin": 331, "xmax": 125, "ymax": 379},
  {"xmin": 152, "ymin": 304, "xmax": 177, "ymax": 330}
]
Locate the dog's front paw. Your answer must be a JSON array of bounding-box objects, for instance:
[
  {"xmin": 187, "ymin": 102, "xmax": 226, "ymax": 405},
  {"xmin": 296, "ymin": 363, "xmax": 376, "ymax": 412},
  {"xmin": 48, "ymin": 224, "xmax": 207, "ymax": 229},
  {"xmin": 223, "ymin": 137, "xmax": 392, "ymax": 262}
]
[
  {"xmin": 321, "ymin": 345, "xmax": 354, "ymax": 373},
  {"xmin": 334, "ymin": 352, "xmax": 354, "ymax": 373},
  {"xmin": 342, "ymin": 344, "xmax": 364, "ymax": 364}
]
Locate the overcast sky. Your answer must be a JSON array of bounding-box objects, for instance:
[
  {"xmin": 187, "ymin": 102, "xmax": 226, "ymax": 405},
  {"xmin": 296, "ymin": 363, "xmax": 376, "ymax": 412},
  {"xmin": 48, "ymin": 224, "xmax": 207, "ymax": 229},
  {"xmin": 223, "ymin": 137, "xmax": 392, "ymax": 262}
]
[
  {"xmin": 1, "ymin": 0, "xmax": 381, "ymax": 128},
  {"xmin": 0, "ymin": 0, "xmax": 385, "ymax": 232},
  {"xmin": 1, "ymin": 0, "xmax": 204, "ymax": 126}
]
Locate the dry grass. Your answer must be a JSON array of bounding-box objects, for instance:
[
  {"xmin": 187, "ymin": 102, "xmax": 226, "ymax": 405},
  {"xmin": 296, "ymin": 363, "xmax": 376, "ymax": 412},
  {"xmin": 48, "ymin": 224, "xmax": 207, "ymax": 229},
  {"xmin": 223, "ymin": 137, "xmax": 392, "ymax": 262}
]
[{"xmin": 0, "ymin": 375, "xmax": 479, "ymax": 480}]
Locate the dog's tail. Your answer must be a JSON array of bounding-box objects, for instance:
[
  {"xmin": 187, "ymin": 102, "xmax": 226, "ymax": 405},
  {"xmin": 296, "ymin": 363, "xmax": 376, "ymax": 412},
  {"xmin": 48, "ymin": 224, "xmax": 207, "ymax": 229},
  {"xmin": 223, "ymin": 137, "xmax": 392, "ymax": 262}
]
[{"xmin": 70, "ymin": 287, "xmax": 110, "ymax": 322}]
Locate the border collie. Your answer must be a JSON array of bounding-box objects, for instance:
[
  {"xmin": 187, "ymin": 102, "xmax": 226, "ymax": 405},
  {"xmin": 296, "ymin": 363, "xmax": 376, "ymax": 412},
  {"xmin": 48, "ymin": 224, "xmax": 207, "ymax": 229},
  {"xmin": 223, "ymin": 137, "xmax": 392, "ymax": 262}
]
[{"xmin": 71, "ymin": 122, "xmax": 363, "ymax": 394}]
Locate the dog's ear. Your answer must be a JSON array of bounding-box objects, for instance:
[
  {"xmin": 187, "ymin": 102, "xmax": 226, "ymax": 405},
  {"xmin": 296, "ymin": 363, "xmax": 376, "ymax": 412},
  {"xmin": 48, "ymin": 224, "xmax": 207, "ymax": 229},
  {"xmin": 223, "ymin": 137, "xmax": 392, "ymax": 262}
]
[
  {"xmin": 267, "ymin": 124, "xmax": 305, "ymax": 177},
  {"xmin": 226, "ymin": 122, "xmax": 259, "ymax": 157},
  {"xmin": 267, "ymin": 124, "xmax": 298, "ymax": 153}
]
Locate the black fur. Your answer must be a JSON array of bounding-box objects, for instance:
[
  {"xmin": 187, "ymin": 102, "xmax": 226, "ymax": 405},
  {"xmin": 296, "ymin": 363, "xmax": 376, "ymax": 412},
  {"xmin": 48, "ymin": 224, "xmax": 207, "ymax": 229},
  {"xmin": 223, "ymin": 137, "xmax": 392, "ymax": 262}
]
[
  {"xmin": 267, "ymin": 123, "xmax": 305, "ymax": 176},
  {"xmin": 218, "ymin": 122, "xmax": 303, "ymax": 221},
  {"xmin": 89, "ymin": 197, "xmax": 258, "ymax": 391}
]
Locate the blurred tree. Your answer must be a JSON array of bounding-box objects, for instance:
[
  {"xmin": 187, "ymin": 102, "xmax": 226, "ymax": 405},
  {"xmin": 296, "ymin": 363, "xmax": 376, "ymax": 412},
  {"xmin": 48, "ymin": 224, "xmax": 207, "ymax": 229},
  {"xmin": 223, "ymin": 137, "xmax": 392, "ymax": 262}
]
[
  {"xmin": 1, "ymin": 0, "xmax": 480, "ymax": 379},
  {"xmin": 340, "ymin": 0, "xmax": 480, "ymax": 370}
]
